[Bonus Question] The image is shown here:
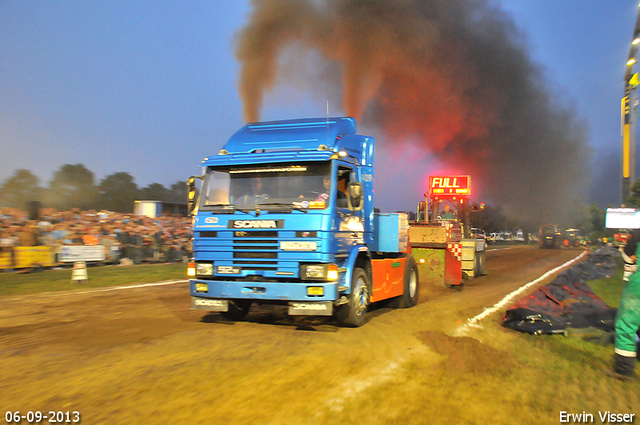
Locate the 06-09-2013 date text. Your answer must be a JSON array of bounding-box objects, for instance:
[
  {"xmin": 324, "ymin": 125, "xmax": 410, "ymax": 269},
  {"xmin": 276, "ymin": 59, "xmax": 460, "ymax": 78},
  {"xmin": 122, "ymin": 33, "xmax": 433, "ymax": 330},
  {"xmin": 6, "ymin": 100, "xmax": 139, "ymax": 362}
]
[{"xmin": 5, "ymin": 411, "xmax": 80, "ymax": 424}]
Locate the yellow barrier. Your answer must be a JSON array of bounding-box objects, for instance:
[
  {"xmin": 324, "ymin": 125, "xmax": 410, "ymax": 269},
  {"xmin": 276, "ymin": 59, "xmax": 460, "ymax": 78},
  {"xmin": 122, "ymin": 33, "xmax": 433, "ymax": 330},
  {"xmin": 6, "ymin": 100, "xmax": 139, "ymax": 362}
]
[
  {"xmin": 0, "ymin": 252, "xmax": 12, "ymax": 269},
  {"xmin": 0, "ymin": 246, "xmax": 56, "ymax": 269}
]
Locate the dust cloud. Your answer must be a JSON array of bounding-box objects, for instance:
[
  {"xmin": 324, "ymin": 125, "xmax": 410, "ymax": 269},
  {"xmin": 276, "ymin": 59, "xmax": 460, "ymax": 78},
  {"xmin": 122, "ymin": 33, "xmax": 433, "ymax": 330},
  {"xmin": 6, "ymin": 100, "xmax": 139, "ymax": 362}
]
[{"xmin": 235, "ymin": 0, "xmax": 591, "ymax": 225}]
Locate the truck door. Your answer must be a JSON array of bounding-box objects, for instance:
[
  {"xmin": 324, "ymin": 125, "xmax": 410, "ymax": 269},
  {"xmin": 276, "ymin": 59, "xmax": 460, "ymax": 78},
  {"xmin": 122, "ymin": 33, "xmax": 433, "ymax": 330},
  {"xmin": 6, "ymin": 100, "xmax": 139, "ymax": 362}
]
[{"xmin": 336, "ymin": 165, "xmax": 364, "ymax": 253}]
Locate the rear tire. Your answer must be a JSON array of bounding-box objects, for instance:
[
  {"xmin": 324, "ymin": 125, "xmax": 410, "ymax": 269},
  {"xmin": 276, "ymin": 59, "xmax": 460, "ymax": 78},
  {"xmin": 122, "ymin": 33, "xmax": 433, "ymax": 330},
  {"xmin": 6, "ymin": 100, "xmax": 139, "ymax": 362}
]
[
  {"xmin": 474, "ymin": 250, "xmax": 485, "ymax": 277},
  {"xmin": 220, "ymin": 300, "xmax": 252, "ymax": 321},
  {"xmin": 336, "ymin": 268, "xmax": 369, "ymax": 327},
  {"xmin": 388, "ymin": 255, "xmax": 419, "ymax": 308}
]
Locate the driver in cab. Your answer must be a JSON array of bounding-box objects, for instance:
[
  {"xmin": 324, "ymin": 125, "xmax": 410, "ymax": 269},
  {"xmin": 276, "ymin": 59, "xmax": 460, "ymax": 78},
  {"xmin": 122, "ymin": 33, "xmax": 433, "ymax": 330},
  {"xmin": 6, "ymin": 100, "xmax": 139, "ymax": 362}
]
[
  {"xmin": 300, "ymin": 177, "xmax": 331, "ymax": 202},
  {"xmin": 238, "ymin": 178, "xmax": 270, "ymax": 204},
  {"xmin": 438, "ymin": 204, "xmax": 456, "ymax": 220}
]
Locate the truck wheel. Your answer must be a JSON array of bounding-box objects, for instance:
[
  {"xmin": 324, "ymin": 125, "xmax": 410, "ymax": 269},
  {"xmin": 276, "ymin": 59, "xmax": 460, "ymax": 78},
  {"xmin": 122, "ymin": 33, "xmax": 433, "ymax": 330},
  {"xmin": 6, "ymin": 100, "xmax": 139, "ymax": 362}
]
[
  {"xmin": 474, "ymin": 250, "xmax": 485, "ymax": 277},
  {"xmin": 388, "ymin": 255, "xmax": 419, "ymax": 308},
  {"xmin": 336, "ymin": 268, "xmax": 369, "ymax": 327},
  {"xmin": 220, "ymin": 300, "xmax": 252, "ymax": 321}
]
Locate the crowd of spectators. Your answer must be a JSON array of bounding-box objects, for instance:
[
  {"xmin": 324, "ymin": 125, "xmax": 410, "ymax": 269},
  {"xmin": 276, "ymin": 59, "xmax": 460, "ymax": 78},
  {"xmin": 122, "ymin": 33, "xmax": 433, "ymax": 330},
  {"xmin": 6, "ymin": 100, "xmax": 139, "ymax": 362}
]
[{"xmin": 0, "ymin": 207, "xmax": 192, "ymax": 265}]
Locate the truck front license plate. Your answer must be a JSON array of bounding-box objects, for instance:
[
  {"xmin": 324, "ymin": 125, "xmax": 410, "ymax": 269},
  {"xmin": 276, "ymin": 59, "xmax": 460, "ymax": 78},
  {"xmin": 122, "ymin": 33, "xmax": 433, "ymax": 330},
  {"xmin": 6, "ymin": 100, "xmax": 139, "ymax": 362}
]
[
  {"xmin": 288, "ymin": 302, "xmax": 333, "ymax": 316},
  {"xmin": 280, "ymin": 241, "xmax": 317, "ymax": 251},
  {"xmin": 191, "ymin": 297, "xmax": 229, "ymax": 311}
]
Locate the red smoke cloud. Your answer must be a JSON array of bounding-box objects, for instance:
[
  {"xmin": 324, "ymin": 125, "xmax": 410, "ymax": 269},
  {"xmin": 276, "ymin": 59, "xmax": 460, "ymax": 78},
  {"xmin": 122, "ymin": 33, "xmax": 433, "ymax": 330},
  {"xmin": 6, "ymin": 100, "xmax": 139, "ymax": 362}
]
[{"xmin": 235, "ymin": 0, "xmax": 591, "ymax": 226}]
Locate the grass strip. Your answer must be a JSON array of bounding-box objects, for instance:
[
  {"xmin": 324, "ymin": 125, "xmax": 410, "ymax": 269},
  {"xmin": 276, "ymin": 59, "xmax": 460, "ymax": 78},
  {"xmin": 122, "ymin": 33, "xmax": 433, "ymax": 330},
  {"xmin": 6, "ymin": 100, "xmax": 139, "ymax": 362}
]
[
  {"xmin": 0, "ymin": 263, "xmax": 188, "ymax": 297},
  {"xmin": 586, "ymin": 256, "xmax": 625, "ymax": 308}
]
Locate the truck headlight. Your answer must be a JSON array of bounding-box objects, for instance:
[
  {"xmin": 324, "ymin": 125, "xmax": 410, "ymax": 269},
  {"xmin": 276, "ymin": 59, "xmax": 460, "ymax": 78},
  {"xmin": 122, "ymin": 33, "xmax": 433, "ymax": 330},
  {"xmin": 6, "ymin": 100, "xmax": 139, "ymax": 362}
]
[
  {"xmin": 301, "ymin": 264, "xmax": 338, "ymax": 281},
  {"xmin": 196, "ymin": 262, "xmax": 213, "ymax": 276}
]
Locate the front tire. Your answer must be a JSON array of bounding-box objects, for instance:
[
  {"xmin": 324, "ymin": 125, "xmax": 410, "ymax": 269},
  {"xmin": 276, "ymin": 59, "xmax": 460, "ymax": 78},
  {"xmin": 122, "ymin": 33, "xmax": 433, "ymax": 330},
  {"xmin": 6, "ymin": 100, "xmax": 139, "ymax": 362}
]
[
  {"xmin": 336, "ymin": 268, "xmax": 369, "ymax": 327},
  {"xmin": 220, "ymin": 300, "xmax": 252, "ymax": 321}
]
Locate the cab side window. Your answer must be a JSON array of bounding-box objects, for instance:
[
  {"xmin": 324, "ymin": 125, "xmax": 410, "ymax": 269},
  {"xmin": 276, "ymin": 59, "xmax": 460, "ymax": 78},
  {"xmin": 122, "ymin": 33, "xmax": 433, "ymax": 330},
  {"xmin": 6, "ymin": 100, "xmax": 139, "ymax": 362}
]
[{"xmin": 337, "ymin": 166, "xmax": 352, "ymax": 209}]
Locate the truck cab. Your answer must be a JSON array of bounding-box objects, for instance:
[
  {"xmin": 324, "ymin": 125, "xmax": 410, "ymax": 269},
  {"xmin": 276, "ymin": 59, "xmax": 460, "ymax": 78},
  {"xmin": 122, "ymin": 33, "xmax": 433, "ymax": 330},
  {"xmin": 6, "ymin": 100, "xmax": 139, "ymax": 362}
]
[{"xmin": 188, "ymin": 117, "xmax": 418, "ymax": 326}]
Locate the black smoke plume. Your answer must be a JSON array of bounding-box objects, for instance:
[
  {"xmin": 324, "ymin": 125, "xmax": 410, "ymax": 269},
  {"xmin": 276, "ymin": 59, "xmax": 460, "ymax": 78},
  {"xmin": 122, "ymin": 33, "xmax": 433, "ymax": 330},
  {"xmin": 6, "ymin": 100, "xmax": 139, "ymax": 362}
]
[{"xmin": 235, "ymin": 0, "xmax": 591, "ymax": 226}]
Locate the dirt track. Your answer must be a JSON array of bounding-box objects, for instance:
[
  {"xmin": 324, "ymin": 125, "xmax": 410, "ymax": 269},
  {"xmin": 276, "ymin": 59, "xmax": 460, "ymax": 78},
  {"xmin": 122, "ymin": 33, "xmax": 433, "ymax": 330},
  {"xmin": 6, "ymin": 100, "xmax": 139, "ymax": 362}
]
[{"xmin": 0, "ymin": 246, "xmax": 585, "ymax": 424}]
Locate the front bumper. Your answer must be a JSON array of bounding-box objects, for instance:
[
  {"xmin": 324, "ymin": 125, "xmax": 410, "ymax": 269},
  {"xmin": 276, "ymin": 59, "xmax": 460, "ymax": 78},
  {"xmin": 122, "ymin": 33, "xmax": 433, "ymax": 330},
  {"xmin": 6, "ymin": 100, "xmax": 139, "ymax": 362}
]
[{"xmin": 189, "ymin": 278, "xmax": 339, "ymax": 302}]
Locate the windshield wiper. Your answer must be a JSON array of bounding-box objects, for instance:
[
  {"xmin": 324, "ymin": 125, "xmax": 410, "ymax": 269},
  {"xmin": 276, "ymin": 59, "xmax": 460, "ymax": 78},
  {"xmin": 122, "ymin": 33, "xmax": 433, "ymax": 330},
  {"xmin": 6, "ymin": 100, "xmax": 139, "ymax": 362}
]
[
  {"xmin": 228, "ymin": 203, "xmax": 267, "ymax": 214},
  {"xmin": 258, "ymin": 202, "xmax": 308, "ymax": 213},
  {"xmin": 203, "ymin": 204, "xmax": 235, "ymax": 214}
]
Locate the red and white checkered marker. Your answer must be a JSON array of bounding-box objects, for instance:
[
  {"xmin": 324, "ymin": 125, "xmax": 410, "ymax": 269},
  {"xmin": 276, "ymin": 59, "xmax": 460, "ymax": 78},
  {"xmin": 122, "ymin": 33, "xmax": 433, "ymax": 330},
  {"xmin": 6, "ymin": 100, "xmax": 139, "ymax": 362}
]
[{"xmin": 447, "ymin": 243, "xmax": 462, "ymax": 261}]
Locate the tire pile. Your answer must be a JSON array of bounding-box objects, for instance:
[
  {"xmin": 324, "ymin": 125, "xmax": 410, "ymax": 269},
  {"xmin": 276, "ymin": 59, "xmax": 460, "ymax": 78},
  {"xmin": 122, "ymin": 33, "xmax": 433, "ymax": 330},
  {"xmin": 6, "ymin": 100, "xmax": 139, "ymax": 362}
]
[{"xmin": 502, "ymin": 248, "xmax": 618, "ymax": 335}]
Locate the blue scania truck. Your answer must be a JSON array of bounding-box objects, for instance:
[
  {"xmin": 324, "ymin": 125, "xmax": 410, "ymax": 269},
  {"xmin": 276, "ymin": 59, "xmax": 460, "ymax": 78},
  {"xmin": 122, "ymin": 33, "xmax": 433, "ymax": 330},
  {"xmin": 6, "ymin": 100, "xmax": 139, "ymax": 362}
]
[{"xmin": 187, "ymin": 117, "xmax": 418, "ymax": 326}]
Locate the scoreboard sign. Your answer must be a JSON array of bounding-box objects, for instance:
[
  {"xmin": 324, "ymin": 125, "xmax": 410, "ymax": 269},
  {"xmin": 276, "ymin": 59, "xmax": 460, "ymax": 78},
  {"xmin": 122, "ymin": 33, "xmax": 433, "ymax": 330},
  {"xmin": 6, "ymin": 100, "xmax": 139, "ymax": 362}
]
[
  {"xmin": 605, "ymin": 208, "xmax": 640, "ymax": 229},
  {"xmin": 429, "ymin": 175, "xmax": 471, "ymax": 196}
]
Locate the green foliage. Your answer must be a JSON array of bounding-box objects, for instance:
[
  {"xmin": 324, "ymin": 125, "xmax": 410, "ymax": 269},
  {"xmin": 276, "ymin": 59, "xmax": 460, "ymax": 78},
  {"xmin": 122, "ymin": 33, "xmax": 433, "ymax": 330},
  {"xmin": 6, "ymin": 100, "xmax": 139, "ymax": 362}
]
[
  {"xmin": 0, "ymin": 165, "xmax": 188, "ymax": 213},
  {"xmin": 469, "ymin": 204, "xmax": 507, "ymax": 233},
  {"xmin": 567, "ymin": 201, "xmax": 589, "ymax": 232},
  {"xmin": 585, "ymin": 202, "xmax": 611, "ymax": 241},
  {"xmin": 468, "ymin": 198, "xmax": 612, "ymax": 244},
  {"xmin": 625, "ymin": 179, "xmax": 640, "ymax": 207},
  {"xmin": 169, "ymin": 180, "xmax": 188, "ymax": 204},
  {"xmin": 98, "ymin": 172, "xmax": 139, "ymax": 213},
  {"xmin": 139, "ymin": 182, "xmax": 171, "ymax": 202},
  {"xmin": 555, "ymin": 201, "xmax": 611, "ymax": 243},
  {"xmin": 45, "ymin": 164, "xmax": 98, "ymax": 210},
  {"xmin": 469, "ymin": 204, "xmax": 527, "ymax": 235},
  {"xmin": 0, "ymin": 169, "xmax": 42, "ymax": 208}
]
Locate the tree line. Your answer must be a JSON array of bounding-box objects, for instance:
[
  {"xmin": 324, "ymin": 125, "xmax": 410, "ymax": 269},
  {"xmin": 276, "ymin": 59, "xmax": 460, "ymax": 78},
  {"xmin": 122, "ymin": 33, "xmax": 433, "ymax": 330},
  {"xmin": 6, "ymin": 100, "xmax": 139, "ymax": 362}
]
[
  {"xmin": 0, "ymin": 164, "xmax": 614, "ymax": 241},
  {"xmin": 467, "ymin": 201, "xmax": 610, "ymax": 242},
  {"xmin": 0, "ymin": 164, "xmax": 187, "ymax": 213}
]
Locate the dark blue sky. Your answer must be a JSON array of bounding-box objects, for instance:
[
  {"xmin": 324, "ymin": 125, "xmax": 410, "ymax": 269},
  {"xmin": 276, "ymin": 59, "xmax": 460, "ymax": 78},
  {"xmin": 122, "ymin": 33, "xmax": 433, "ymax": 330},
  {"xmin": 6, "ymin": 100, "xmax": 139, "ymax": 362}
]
[
  {"xmin": 502, "ymin": 0, "xmax": 638, "ymax": 208},
  {"xmin": 1, "ymin": 0, "xmax": 638, "ymax": 211}
]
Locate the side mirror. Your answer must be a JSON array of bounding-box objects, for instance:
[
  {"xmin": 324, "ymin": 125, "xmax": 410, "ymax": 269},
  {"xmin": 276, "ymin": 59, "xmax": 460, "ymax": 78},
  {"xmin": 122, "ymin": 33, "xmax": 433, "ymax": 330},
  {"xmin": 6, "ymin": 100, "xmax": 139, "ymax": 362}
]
[
  {"xmin": 347, "ymin": 182, "xmax": 364, "ymax": 211},
  {"xmin": 187, "ymin": 175, "xmax": 203, "ymax": 216}
]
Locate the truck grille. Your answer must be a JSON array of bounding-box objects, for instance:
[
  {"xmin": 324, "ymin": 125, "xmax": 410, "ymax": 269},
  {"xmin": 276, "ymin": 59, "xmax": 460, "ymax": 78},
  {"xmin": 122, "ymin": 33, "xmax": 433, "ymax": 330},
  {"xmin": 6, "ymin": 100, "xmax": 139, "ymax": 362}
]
[
  {"xmin": 234, "ymin": 231, "xmax": 277, "ymax": 238},
  {"xmin": 195, "ymin": 228, "xmax": 323, "ymax": 274},
  {"xmin": 234, "ymin": 252, "xmax": 277, "ymax": 259}
]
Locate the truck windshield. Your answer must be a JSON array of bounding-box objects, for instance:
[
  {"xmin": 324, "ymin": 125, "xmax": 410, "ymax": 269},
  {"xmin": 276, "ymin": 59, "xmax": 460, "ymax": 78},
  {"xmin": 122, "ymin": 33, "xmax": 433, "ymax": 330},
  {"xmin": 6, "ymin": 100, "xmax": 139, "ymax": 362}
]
[
  {"xmin": 432, "ymin": 199, "xmax": 458, "ymax": 222},
  {"xmin": 200, "ymin": 162, "xmax": 332, "ymax": 210}
]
